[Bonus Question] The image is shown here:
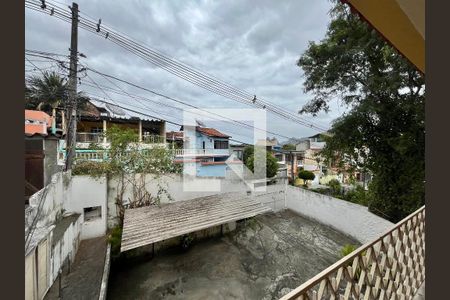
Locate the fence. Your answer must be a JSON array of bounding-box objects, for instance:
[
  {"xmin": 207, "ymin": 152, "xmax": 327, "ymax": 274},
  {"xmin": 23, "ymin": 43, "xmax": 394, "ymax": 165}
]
[{"xmin": 280, "ymin": 206, "xmax": 425, "ymax": 300}]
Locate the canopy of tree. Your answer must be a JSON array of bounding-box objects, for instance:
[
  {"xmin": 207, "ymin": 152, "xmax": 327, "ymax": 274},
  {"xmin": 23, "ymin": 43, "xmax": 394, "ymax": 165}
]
[{"xmin": 297, "ymin": 2, "xmax": 425, "ymax": 222}]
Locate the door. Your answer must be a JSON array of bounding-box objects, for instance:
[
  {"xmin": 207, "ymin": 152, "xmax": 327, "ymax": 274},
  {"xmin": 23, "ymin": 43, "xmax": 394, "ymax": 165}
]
[{"xmin": 202, "ymin": 141, "xmax": 206, "ymax": 154}]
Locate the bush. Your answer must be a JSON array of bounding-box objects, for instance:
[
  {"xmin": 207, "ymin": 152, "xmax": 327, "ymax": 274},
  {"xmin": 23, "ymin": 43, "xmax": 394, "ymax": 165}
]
[
  {"xmin": 340, "ymin": 244, "xmax": 357, "ymax": 257},
  {"xmin": 298, "ymin": 170, "xmax": 315, "ymax": 186},
  {"xmin": 72, "ymin": 160, "xmax": 108, "ymax": 177},
  {"xmin": 294, "ymin": 178, "xmax": 304, "ymax": 187},
  {"xmin": 327, "ymin": 179, "xmax": 342, "ymax": 194},
  {"xmin": 246, "ymin": 148, "xmax": 279, "ymax": 178},
  {"xmin": 108, "ymin": 225, "xmax": 123, "ymax": 261},
  {"xmin": 343, "ymin": 185, "xmax": 369, "ymax": 206}
]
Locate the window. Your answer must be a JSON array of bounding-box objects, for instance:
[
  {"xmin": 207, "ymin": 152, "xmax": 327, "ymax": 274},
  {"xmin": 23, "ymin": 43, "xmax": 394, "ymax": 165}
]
[
  {"xmin": 83, "ymin": 206, "xmax": 102, "ymax": 221},
  {"xmin": 90, "ymin": 127, "xmax": 103, "ymax": 134},
  {"xmin": 214, "ymin": 140, "xmax": 229, "ymax": 149}
]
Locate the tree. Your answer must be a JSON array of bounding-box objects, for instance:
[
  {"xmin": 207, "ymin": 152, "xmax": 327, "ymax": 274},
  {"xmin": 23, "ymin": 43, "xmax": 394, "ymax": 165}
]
[
  {"xmin": 25, "ymin": 71, "xmax": 89, "ymax": 124},
  {"xmin": 243, "ymin": 145, "xmax": 254, "ymax": 164},
  {"xmin": 245, "ymin": 147, "xmax": 279, "ymax": 179},
  {"xmin": 25, "ymin": 71, "xmax": 68, "ymax": 115},
  {"xmin": 298, "ymin": 170, "xmax": 315, "ymax": 186},
  {"xmin": 297, "ymin": 1, "xmax": 425, "ymax": 222},
  {"xmin": 282, "ymin": 144, "xmax": 296, "ymax": 151}
]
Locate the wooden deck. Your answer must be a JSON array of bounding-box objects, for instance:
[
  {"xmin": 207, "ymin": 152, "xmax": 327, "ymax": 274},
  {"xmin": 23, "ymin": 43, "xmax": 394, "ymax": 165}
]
[{"xmin": 120, "ymin": 193, "xmax": 271, "ymax": 252}]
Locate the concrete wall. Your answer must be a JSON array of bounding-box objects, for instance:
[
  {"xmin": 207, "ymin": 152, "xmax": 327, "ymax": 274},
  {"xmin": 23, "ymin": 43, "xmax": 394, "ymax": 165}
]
[
  {"xmin": 25, "ymin": 213, "xmax": 82, "ymax": 300},
  {"xmin": 285, "ymin": 185, "xmax": 394, "ymax": 243},
  {"xmin": 27, "ymin": 172, "xmax": 71, "ymax": 231},
  {"xmin": 196, "ymin": 163, "xmax": 228, "ymax": 177},
  {"xmin": 251, "ymin": 182, "xmax": 286, "ymax": 212},
  {"xmin": 106, "ymin": 174, "xmax": 252, "ymax": 228},
  {"xmin": 69, "ymin": 176, "xmax": 108, "ymax": 239},
  {"xmin": 49, "ymin": 214, "xmax": 82, "ymax": 287},
  {"xmin": 43, "ymin": 139, "xmax": 61, "ymax": 187}
]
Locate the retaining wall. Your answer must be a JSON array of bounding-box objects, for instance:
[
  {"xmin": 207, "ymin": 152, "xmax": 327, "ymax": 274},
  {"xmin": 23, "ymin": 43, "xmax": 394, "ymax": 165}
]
[{"xmin": 285, "ymin": 185, "xmax": 394, "ymax": 243}]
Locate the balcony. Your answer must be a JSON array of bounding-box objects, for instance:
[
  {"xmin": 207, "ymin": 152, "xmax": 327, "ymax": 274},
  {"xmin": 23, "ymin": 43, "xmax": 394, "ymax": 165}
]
[
  {"xmin": 173, "ymin": 148, "xmax": 230, "ymax": 157},
  {"xmin": 72, "ymin": 132, "xmax": 166, "ymax": 148}
]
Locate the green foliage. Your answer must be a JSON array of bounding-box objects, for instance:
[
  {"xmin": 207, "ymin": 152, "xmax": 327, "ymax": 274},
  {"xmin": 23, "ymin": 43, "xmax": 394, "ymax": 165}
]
[
  {"xmin": 327, "ymin": 179, "xmax": 341, "ymax": 194},
  {"xmin": 341, "ymin": 244, "xmax": 357, "ymax": 257},
  {"xmin": 25, "ymin": 71, "xmax": 89, "ymax": 113},
  {"xmin": 298, "ymin": 170, "xmax": 315, "ymax": 186},
  {"xmin": 108, "ymin": 225, "xmax": 123, "ymax": 261},
  {"xmin": 282, "ymin": 144, "xmax": 296, "ymax": 151},
  {"xmin": 243, "ymin": 145, "xmax": 254, "ymax": 164},
  {"xmin": 343, "ymin": 185, "xmax": 369, "ymax": 206},
  {"xmin": 297, "ymin": 1, "xmax": 425, "ymax": 222},
  {"xmin": 72, "ymin": 160, "xmax": 109, "ymax": 178},
  {"xmin": 246, "ymin": 147, "xmax": 279, "ymax": 179}
]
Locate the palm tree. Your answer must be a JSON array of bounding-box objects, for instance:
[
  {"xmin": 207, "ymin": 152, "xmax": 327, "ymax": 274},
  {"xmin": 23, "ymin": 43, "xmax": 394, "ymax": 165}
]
[{"xmin": 25, "ymin": 71, "xmax": 89, "ymax": 134}]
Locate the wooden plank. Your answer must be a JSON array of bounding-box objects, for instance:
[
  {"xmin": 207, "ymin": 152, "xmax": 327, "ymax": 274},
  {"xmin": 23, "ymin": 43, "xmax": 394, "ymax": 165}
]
[{"xmin": 120, "ymin": 194, "xmax": 271, "ymax": 252}]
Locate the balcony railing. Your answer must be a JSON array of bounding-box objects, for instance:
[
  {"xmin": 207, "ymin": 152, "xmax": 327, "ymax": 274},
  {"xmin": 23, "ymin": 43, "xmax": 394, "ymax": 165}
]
[
  {"xmin": 75, "ymin": 132, "xmax": 166, "ymax": 144},
  {"xmin": 280, "ymin": 206, "xmax": 425, "ymax": 300},
  {"xmin": 76, "ymin": 132, "xmax": 104, "ymax": 143},
  {"xmin": 173, "ymin": 148, "xmax": 230, "ymax": 156},
  {"xmin": 142, "ymin": 135, "xmax": 165, "ymax": 144}
]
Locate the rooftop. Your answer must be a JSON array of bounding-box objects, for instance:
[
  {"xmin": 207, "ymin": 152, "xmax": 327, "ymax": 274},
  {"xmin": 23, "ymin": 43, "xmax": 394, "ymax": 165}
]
[
  {"xmin": 109, "ymin": 209, "xmax": 359, "ymax": 299},
  {"xmin": 121, "ymin": 193, "xmax": 270, "ymax": 252}
]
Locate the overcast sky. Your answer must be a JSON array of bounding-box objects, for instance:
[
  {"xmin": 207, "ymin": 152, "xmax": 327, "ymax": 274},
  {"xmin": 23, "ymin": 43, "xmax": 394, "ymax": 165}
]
[{"xmin": 26, "ymin": 0, "xmax": 344, "ymax": 144}]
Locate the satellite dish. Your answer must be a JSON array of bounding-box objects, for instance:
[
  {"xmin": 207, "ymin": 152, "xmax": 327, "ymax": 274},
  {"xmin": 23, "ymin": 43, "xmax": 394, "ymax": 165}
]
[
  {"xmin": 195, "ymin": 119, "xmax": 206, "ymax": 127},
  {"xmin": 106, "ymin": 103, "xmax": 126, "ymax": 116}
]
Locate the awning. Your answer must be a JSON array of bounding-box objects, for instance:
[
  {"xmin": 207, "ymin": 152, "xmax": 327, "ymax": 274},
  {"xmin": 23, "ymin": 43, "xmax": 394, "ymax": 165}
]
[
  {"xmin": 120, "ymin": 193, "xmax": 271, "ymax": 252},
  {"xmin": 343, "ymin": 0, "xmax": 425, "ymax": 74}
]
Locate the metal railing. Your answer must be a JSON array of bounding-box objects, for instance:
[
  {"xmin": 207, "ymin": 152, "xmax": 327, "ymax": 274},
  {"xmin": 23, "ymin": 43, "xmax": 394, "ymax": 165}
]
[
  {"xmin": 75, "ymin": 133, "xmax": 166, "ymax": 144},
  {"xmin": 173, "ymin": 148, "xmax": 230, "ymax": 156},
  {"xmin": 142, "ymin": 135, "xmax": 165, "ymax": 144},
  {"xmin": 76, "ymin": 132, "xmax": 104, "ymax": 143},
  {"xmin": 280, "ymin": 206, "xmax": 425, "ymax": 300}
]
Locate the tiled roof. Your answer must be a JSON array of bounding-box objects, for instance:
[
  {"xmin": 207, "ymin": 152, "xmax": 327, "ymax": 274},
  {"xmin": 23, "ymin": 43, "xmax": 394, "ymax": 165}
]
[
  {"xmin": 82, "ymin": 99, "xmax": 162, "ymax": 122},
  {"xmin": 166, "ymin": 131, "xmax": 184, "ymax": 140},
  {"xmin": 25, "ymin": 110, "xmax": 52, "ymax": 135},
  {"xmin": 196, "ymin": 127, "xmax": 230, "ymax": 138}
]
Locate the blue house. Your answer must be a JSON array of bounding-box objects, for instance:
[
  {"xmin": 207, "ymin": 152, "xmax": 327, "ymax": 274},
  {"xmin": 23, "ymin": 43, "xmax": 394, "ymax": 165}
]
[{"xmin": 174, "ymin": 126, "xmax": 238, "ymax": 177}]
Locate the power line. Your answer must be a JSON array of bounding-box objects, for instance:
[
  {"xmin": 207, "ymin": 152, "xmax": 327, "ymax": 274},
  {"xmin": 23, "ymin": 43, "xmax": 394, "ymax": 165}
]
[
  {"xmin": 25, "ymin": 0, "xmax": 329, "ymax": 132},
  {"xmin": 25, "ymin": 55, "xmax": 298, "ymax": 141}
]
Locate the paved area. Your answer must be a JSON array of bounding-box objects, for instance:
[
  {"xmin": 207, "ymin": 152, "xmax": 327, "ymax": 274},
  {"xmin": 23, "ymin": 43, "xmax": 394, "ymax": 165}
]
[
  {"xmin": 45, "ymin": 236, "xmax": 107, "ymax": 300},
  {"xmin": 108, "ymin": 210, "xmax": 359, "ymax": 300}
]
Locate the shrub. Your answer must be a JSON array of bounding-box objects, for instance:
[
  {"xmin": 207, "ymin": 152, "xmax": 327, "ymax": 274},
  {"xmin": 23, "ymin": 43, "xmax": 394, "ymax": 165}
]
[
  {"xmin": 246, "ymin": 148, "xmax": 279, "ymax": 178},
  {"xmin": 340, "ymin": 244, "xmax": 357, "ymax": 257},
  {"xmin": 298, "ymin": 170, "xmax": 315, "ymax": 186},
  {"xmin": 327, "ymin": 179, "xmax": 342, "ymax": 194},
  {"xmin": 108, "ymin": 225, "xmax": 123, "ymax": 260},
  {"xmin": 72, "ymin": 160, "xmax": 108, "ymax": 177},
  {"xmin": 294, "ymin": 178, "xmax": 304, "ymax": 187}
]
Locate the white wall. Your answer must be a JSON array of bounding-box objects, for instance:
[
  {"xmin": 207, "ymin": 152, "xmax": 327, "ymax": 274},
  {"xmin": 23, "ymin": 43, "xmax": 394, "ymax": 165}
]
[
  {"xmin": 285, "ymin": 185, "xmax": 394, "ymax": 243},
  {"xmin": 49, "ymin": 214, "xmax": 82, "ymax": 286},
  {"xmin": 106, "ymin": 174, "xmax": 252, "ymax": 228},
  {"xmin": 69, "ymin": 176, "xmax": 108, "ymax": 239},
  {"xmin": 27, "ymin": 172, "xmax": 71, "ymax": 231}
]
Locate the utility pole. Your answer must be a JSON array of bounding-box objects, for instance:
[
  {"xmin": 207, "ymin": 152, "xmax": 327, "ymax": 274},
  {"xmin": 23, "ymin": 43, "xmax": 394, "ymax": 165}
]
[{"xmin": 64, "ymin": 2, "xmax": 79, "ymax": 171}]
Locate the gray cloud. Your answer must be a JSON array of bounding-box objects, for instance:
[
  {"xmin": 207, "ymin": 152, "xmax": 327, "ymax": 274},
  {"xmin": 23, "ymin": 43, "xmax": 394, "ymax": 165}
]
[{"xmin": 26, "ymin": 0, "xmax": 339, "ymax": 143}]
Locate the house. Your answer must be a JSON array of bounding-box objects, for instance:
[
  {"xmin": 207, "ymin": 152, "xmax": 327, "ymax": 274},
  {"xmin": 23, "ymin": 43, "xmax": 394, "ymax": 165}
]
[
  {"xmin": 277, "ymin": 133, "xmax": 329, "ymax": 183},
  {"xmin": 75, "ymin": 99, "xmax": 166, "ymax": 147},
  {"xmin": 166, "ymin": 131, "xmax": 185, "ymax": 149},
  {"xmin": 25, "ymin": 110, "xmax": 62, "ymax": 203},
  {"xmin": 57, "ymin": 100, "xmax": 167, "ymax": 162},
  {"xmin": 230, "ymin": 143, "xmax": 246, "ymax": 161},
  {"xmin": 25, "ymin": 109, "xmax": 53, "ymax": 135},
  {"xmin": 174, "ymin": 126, "xmax": 239, "ymax": 177}
]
